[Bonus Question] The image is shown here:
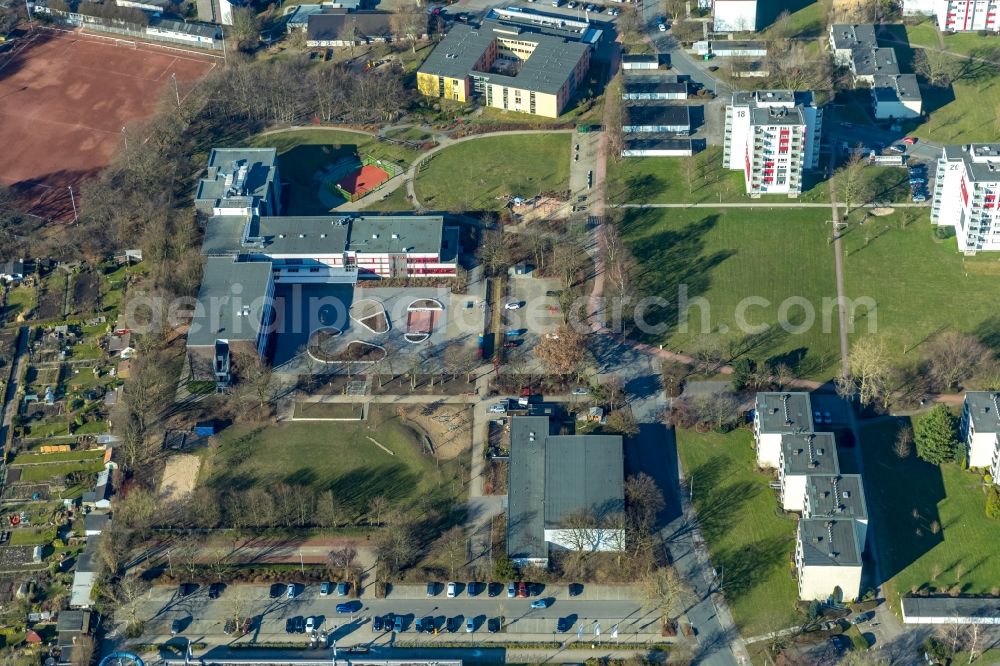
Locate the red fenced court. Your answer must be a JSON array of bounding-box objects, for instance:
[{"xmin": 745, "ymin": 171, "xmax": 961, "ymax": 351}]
[
  {"xmin": 0, "ymin": 28, "xmax": 216, "ymax": 220},
  {"xmin": 337, "ymin": 164, "xmax": 392, "ymax": 199}
]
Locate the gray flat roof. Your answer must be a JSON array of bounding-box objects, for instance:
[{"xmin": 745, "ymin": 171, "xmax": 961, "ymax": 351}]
[
  {"xmin": 306, "ymin": 12, "xmax": 395, "ymax": 41},
  {"xmin": 710, "ymin": 39, "xmax": 766, "ymax": 52},
  {"xmin": 756, "ymin": 392, "xmax": 814, "ymax": 433},
  {"xmin": 781, "ymin": 432, "xmax": 839, "ymax": 475},
  {"xmin": 805, "ymin": 474, "xmax": 867, "ymax": 520},
  {"xmin": 196, "ymin": 148, "xmax": 278, "ymax": 206},
  {"xmin": 902, "ymin": 596, "xmax": 1000, "ymax": 623},
  {"xmin": 852, "ymin": 46, "xmax": 900, "ymax": 77},
  {"xmin": 201, "ymin": 215, "xmax": 447, "ymax": 257},
  {"xmin": 751, "ymin": 104, "xmax": 806, "ymax": 126},
  {"xmin": 830, "ymin": 23, "xmax": 877, "ymax": 50},
  {"xmin": 624, "ymin": 137, "xmax": 694, "ymax": 151},
  {"xmin": 965, "ymin": 391, "xmax": 1000, "ymax": 433},
  {"xmin": 625, "ymin": 104, "xmax": 692, "ymax": 127},
  {"xmin": 798, "ymin": 518, "xmax": 862, "ymax": 567},
  {"xmin": 872, "ymin": 73, "xmax": 921, "ymax": 102},
  {"xmin": 507, "ymin": 416, "xmax": 623, "ymax": 561},
  {"xmin": 152, "ymin": 18, "xmax": 219, "ymax": 38},
  {"xmin": 420, "ymin": 21, "xmax": 589, "ymax": 95},
  {"xmin": 188, "ymin": 257, "xmax": 273, "ymax": 347},
  {"xmin": 943, "ymin": 144, "xmax": 1000, "ymax": 184},
  {"xmin": 623, "ymin": 79, "xmax": 687, "ymax": 96},
  {"xmin": 622, "ymin": 54, "xmax": 658, "ymax": 63}
]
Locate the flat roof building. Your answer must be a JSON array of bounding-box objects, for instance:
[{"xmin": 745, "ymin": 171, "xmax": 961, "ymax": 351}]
[
  {"xmin": 804, "ymin": 473, "xmax": 869, "ymax": 551},
  {"xmin": 622, "ymin": 75, "xmax": 688, "ymax": 101},
  {"xmin": 962, "ymin": 391, "xmax": 1000, "ymax": 481},
  {"xmin": 932, "ymin": 144, "xmax": 1000, "ymax": 254},
  {"xmin": 779, "ymin": 432, "xmax": 839, "ymax": 512},
  {"xmin": 195, "ymin": 148, "xmax": 281, "ymax": 217},
  {"xmin": 753, "ymin": 391, "xmax": 814, "ymax": 467},
  {"xmin": 902, "ymin": 596, "xmax": 1000, "ymax": 624},
  {"xmin": 796, "ymin": 518, "xmax": 864, "ymax": 601},
  {"xmin": 622, "ymin": 137, "xmax": 695, "ymax": 157},
  {"xmin": 507, "ymin": 415, "xmax": 624, "ymax": 567},
  {"xmin": 417, "ymin": 19, "xmax": 592, "ymax": 118},
  {"xmin": 828, "ymin": 24, "xmax": 922, "ymax": 119},
  {"xmin": 623, "ymin": 104, "xmax": 692, "ymax": 134},
  {"xmin": 723, "ymin": 90, "xmax": 823, "ymax": 198},
  {"xmin": 871, "ymin": 73, "xmax": 922, "ymax": 119},
  {"xmin": 306, "ymin": 12, "xmax": 399, "ymax": 47}
]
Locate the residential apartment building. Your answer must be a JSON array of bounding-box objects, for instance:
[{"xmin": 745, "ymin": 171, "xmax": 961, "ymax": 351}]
[
  {"xmin": 778, "ymin": 433, "xmax": 839, "ymax": 512},
  {"xmin": 795, "ymin": 518, "xmax": 864, "ymax": 601},
  {"xmin": 932, "ymin": 144, "xmax": 1000, "ymax": 253},
  {"xmin": 723, "ymin": 90, "xmax": 823, "ymax": 197},
  {"xmin": 507, "ymin": 415, "xmax": 624, "ymax": 567},
  {"xmin": 621, "ymin": 75, "xmax": 688, "ymax": 101},
  {"xmin": 903, "ymin": 0, "xmax": 1000, "ymax": 32},
  {"xmin": 828, "ymin": 24, "xmax": 923, "ymax": 119},
  {"xmin": 961, "ymin": 392, "xmax": 1000, "ymax": 479},
  {"xmin": 804, "ymin": 474, "xmax": 868, "ymax": 550},
  {"xmin": 417, "ymin": 19, "xmax": 592, "ymax": 118},
  {"xmin": 753, "ymin": 392, "xmax": 814, "ymax": 468}
]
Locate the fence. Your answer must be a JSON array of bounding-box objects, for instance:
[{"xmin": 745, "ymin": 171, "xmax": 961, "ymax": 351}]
[
  {"xmin": 331, "ymin": 154, "xmax": 404, "ymax": 203},
  {"xmin": 33, "ymin": 7, "xmax": 223, "ymax": 51}
]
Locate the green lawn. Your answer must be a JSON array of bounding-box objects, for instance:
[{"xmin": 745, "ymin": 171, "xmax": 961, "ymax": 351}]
[
  {"xmin": 841, "ymin": 213, "xmax": 1000, "ymax": 361},
  {"xmin": 858, "ymin": 418, "xmax": 1000, "ymax": 609},
  {"xmin": 14, "ymin": 460, "xmax": 105, "ymax": 482},
  {"xmin": 249, "ymin": 129, "xmax": 422, "ymax": 215},
  {"xmin": 292, "ymin": 402, "xmax": 362, "ymax": 419},
  {"xmin": 414, "ymin": 134, "xmax": 571, "ymax": 211},
  {"xmin": 675, "ymin": 428, "xmax": 801, "ymax": 636},
  {"xmin": 12, "ymin": 449, "xmax": 105, "ymax": 465},
  {"xmin": 361, "ymin": 185, "xmax": 415, "ymax": 212},
  {"xmin": 200, "ymin": 413, "xmax": 466, "ymax": 521},
  {"xmin": 905, "ymin": 19, "xmax": 999, "ymax": 57},
  {"xmin": 4, "ymin": 284, "xmax": 36, "ymax": 323},
  {"xmin": 621, "ymin": 207, "xmax": 841, "ymax": 379},
  {"xmin": 9, "ymin": 527, "xmax": 57, "ymax": 546}
]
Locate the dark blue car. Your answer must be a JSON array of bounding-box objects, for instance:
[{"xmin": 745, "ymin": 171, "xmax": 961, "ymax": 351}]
[{"xmin": 336, "ymin": 601, "xmax": 358, "ymax": 613}]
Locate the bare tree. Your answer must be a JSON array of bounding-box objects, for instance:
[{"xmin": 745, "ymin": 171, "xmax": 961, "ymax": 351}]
[
  {"xmin": 557, "ymin": 508, "xmax": 602, "ymax": 552},
  {"xmin": 848, "ymin": 336, "xmax": 892, "ymax": 409},
  {"xmin": 625, "ymin": 472, "xmax": 665, "ymax": 533},
  {"xmin": 605, "ymin": 75, "xmax": 626, "ymax": 162},
  {"xmin": 534, "ymin": 324, "xmax": 588, "ymax": 375},
  {"xmin": 390, "ymin": 3, "xmax": 426, "ymax": 53},
  {"xmin": 836, "ymin": 149, "xmax": 870, "ymax": 213},
  {"xmin": 369, "ymin": 495, "xmax": 389, "ymax": 526},
  {"xmin": 924, "ymin": 330, "xmax": 991, "ymax": 391},
  {"xmin": 915, "ymin": 48, "xmax": 956, "ymax": 87},
  {"xmin": 606, "ymin": 408, "xmax": 640, "ymax": 437},
  {"xmin": 894, "ymin": 425, "xmax": 914, "ymax": 459},
  {"xmin": 431, "ymin": 526, "xmax": 466, "ymax": 579},
  {"xmin": 113, "ymin": 574, "xmax": 151, "ymax": 636},
  {"xmin": 643, "ymin": 566, "xmax": 690, "ymax": 625},
  {"xmin": 477, "ymin": 228, "xmax": 513, "ymax": 277},
  {"xmin": 70, "ymin": 635, "xmax": 96, "ymax": 666},
  {"xmin": 229, "ymin": 7, "xmax": 261, "ymax": 52},
  {"xmin": 602, "ymin": 224, "xmax": 637, "ymax": 333},
  {"xmin": 234, "ymin": 352, "xmax": 276, "ymax": 420}
]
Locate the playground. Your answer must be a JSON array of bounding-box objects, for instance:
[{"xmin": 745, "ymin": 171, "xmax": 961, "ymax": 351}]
[{"xmin": 318, "ymin": 155, "xmax": 400, "ymax": 207}]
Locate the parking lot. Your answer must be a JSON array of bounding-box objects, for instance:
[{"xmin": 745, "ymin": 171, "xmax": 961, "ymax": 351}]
[
  {"xmin": 131, "ymin": 581, "xmax": 658, "ymax": 646},
  {"xmin": 501, "ymin": 274, "xmax": 564, "ymax": 367}
]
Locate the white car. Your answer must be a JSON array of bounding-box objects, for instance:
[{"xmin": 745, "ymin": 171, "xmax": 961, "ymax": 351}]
[
  {"xmin": 305, "ymin": 616, "xmax": 316, "ymax": 633},
  {"xmin": 489, "ymin": 402, "xmax": 507, "ymax": 414},
  {"xmin": 658, "ymin": 22, "xmax": 666, "ymax": 31},
  {"xmin": 544, "ymin": 332, "xmax": 560, "ymax": 340},
  {"xmin": 504, "ymin": 301, "xmax": 522, "ymax": 310},
  {"xmin": 572, "ymin": 388, "xmax": 589, "ymax": 396},
  {"xmin": 447, "ymin": 582, "xmax": 457, "ymax": 598}
]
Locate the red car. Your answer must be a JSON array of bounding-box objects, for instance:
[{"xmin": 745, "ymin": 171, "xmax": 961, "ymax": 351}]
[
  {"xmin": 902, "ymin": 136, "xmax": 917, "ymax": 145},
  {"xmin": 516, "ymin": 582, "xmax": 528, "ymax": 598}
]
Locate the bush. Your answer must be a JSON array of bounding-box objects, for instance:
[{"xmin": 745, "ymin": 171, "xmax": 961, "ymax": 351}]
[
  {"xmin": 914, "ymin": 405, "xmax": 960, "ymax": 464},
  {"xmin": 493, "ymin": 557, "xmax": 516, "ymax": 582},
  {"xmin": 986, "ymin": 485, "xmax": 1000, "ymax": 520},
  {"xmin": 933, "ymin": 226, "xmax": 956, "ymax": 240}
]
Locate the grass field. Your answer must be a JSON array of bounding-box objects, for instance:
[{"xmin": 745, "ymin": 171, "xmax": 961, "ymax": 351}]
[
  {"xmin": 11, "ymin": 450, "xmax": 105, "ymax": 465},
  {"xmin": 414, "ymin": 134, "xmax": 571, "ymax": 211},
  {"xmin": 841, "ymin": 213, "xmax": 1000, "ymax": 360},
  {"xmin": 292, "ymin": 402, "xmax": 363, "ymax": 419},
  {"xmin": 858, "ymin": 418, "xmax": 1000, "ymax": 609},
  {"xmin": 361, "ymin": 185, "xmax": 415, "ymax": 212},
  {"xmin": 250, "ymin": 129, "xmax": 421, "ymax": 215},
  {"xmin": 904, "ymin": 19, "xmax": 999, "ymax": 57},
  {"xmin": 608, "ymin": 148, "xmax": 911, "ymax": 205},
  {"xmin": 621, "ymin": 207, "xmax": 841, "ymax": 379},
  {"xmin": 200, "ymin": 413, "xmax": 466, "ymax": 520},
  {"xmin": 14, "ymin": 460, "xmax": 105, "ymax": 482},
  {"xmin": 675, "ymin": 427, "xmax": 801, "ymax": 636}
]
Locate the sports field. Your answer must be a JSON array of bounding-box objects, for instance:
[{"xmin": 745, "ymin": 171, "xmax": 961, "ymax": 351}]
[
  {"xmin": 0, "ymin": 28, "xmax": 216, "ymax": 219},
  {"xmin": 338, "ymin": 163, "xmax": 392, "ymax": 200}
]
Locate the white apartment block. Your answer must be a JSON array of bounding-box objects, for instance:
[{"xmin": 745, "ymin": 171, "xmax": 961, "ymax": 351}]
[
  {"xmin": 753, "ymin": 392, "xmax": 814, "ymax": 468},
  {"xmin": 713, "ymin": 0, "xmax": 759, "ymax": 32},
  {"xmin": 804, "ymin": 474, "xmax": 869, "ymax": 552},
  {"xmin": 778, "ymin": 433, "xmax": 839, "ymax": 512},
  {"xmin": 871, "ymin": 74, "xmax": 923, "ymax": 120},
  {"xmin": 931, "ymin": 144, "xmax": 1000, "ymax": 254},
  {"xmin": 796, "ymin": 518, "xmax": 864, "ymax": 601},
  {"xmin": 905, "ymin": 0, "xmax": 1000, "ymax": 31},
  {"xmin": 961, "ymin": 392, "xmax": 1000, "ymax": 480},
  {"xmin": 723, "ymin": 90, "xmax": 823, "ymax": 198}
]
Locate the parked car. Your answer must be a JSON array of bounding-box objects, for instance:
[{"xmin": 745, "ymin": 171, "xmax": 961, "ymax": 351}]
[
  {"xmin": 545, "ymin": 290, "xmax": 562, "ymax": 297},
  {"xmin": 208, "ymin": 583, "xmax": 224, "ymax": 599},
  {"xmin": 171, "ymin": 618, "xmax": 182, "ymax": 635},
  {"xmin": 658, "ymin": 22, "xmax": 666, "ymax": 31},
  {"xmin": 902, "ymin": 136, "xmax": 917, "ymax": 145},
  {"xmin": 888, "ymin": 144, "xmax": 906, "ymax": 153},
  {"xmin": 467, "ymin": 581, "xmax": 479, "ymax": 596},
  {"xmin": 488, "ymin": 617, "xmax": 501, "ymax": 633},
  {"xmin": 447, "ymin": 616, "xmax": 461, "ymax": 632},
  {"xmin": 269, "ymin": 583, "xmax": 285, "ymax": 598},
  {"xmin": 516, "ymin": 581, "xmax": 529, "ymax": 598},
  {"xmin": 178, "ymin": 583, "xmax": 196, "ymax": 597},
  {"xmin": 530, "ymin": 598, "xmax": 549, "ymax": 609},
  {"xmin": 504, "ymin": 301, "xmax": 522, "ymax": 310},
  {"xmin": 489, "ymin": 402, "xmax": 507, "ymax": 414},
  {"xmin": 285, "ymin": 618, "xmax": 297, "ymax": 634},
  {"xmin": 557, "ymin": 617, "xmax": 571, "ymax": 632},
  {"xmin": 415, "ymin": 616, "xmax": 426, "ymax": 632},
  {"xmin": 571, "ymin": 388, "xmax": 589, "ymax": 395},
  {"xmin": 294, "ymin": 616, "xmax": 305, "ymax": 633},
  {"xmin": 507, "ymin": 582, "xmax": 516, "ymax": 598},
  {"xmin": 336, "ymin": 602, "xmax": 357, "ymax": 613},
  {"xmin": 305, "ymin": 616, "xmax": 316, "ymax": 633},
  {"xmin": 394, "ymin": 615, "xmax": 404, "ymax": 632},
  {"xmin": 373, "ymin": 615, "xmax": 384, "ymax": 632},
  {"xmin": 567, "ymin": 1, "xmax": 577, "ymax": 7},
  {"xmin": 427, "ymin": 582, "xmax": 438, "ymax": 596},
  {"xmin": 447, "ymin": 581, "xmax": 457, "ymax": 598},
  {"xmin": 320, "ymin": 582, "xmax": 332, "ymax": 596},
  {"xmin": 225, "ymin": 618, "xmax": 237, "ymax": 635},
  {"xmin": 337, "ymin": 581, "xmax": 349, "ymax": 597},
  {"xmin": 488, "ymin": 582, "xmax": 502, "ymax": 597},
  {"xmin": 287, "ymin": 583, "xmax": 297, "ymax": 599},
  {"xmin": 568, "ymin": 583, "xmax": 584, "ymax": 597},
  {"xmin": 466, "ymin": 617, "xmax": 475, "ymax": 633}
]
